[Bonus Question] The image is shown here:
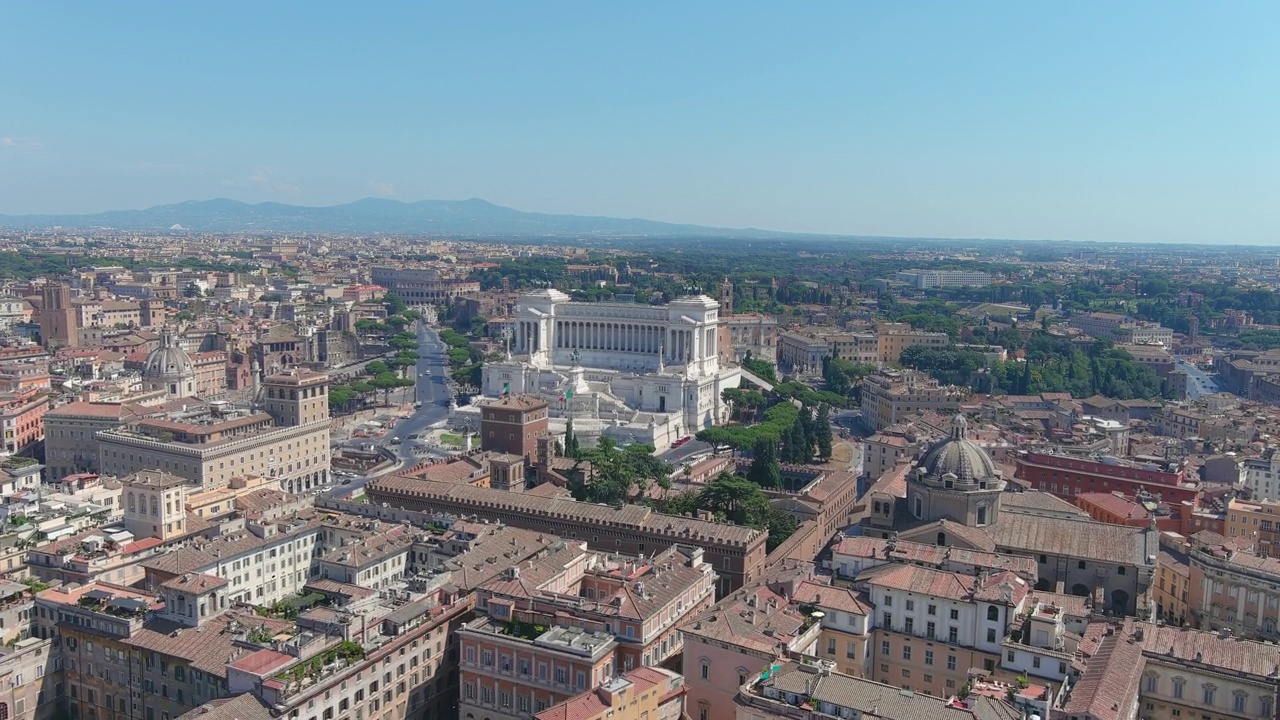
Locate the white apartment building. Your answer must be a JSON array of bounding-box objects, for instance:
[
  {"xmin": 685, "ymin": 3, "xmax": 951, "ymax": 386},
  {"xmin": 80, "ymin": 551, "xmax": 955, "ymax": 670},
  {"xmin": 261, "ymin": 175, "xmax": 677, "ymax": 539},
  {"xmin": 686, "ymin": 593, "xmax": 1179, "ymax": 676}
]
[
  {"xmin": 863, "ymin": 563, "xmax": 1029, "ymax": 698},
  {"xmin": 1243, "ymin": 449, "xmax": 1280, "ymax": 502},
  {"xmin": 895, "ymin": 270, "xmax": 994, "ymax": 289},
  {"xmin": 141, "ymin": 517, "xmax": 324, "ymax": 606}
]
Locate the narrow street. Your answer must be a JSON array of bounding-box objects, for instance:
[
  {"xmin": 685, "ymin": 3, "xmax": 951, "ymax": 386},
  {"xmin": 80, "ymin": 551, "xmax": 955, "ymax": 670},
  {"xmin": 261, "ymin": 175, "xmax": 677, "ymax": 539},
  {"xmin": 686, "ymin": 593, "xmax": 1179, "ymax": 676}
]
[{"xmin": 1176, "ymin": 357, "xmax": 1221, "ymax": 400}]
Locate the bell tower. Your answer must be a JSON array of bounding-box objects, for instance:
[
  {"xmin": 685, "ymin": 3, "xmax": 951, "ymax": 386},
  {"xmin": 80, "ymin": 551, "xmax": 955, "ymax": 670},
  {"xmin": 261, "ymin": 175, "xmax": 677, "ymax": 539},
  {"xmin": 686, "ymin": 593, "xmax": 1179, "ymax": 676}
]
[{"xmin": 719, "ymin": 278, "xmax": 734, "ymax": 315}]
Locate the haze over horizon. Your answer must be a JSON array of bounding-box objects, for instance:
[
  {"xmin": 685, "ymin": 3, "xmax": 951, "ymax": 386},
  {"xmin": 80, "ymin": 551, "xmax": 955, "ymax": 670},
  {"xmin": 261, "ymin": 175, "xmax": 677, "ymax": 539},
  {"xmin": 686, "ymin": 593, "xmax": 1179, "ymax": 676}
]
[{"xmin": 3, "ymin": 2, "xmax": 1279, "ymax": 244}]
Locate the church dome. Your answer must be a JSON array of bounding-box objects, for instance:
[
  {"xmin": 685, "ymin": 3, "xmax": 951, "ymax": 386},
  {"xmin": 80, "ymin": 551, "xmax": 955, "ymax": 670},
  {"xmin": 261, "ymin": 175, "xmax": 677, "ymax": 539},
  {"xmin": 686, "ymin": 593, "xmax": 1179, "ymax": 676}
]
[
  {"xmin": 143, "ymin": 328, "xmax": 195, "ymax": 383},
  {"xmin": 916, "ymin": 415, "xmax": 1000, "ymax": 484}
]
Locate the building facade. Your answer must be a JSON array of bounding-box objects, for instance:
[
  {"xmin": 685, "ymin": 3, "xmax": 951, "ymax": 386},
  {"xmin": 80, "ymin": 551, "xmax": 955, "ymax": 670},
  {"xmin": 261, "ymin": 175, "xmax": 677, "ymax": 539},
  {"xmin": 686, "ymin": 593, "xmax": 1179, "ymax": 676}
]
[
  {"xmin": 97, "ymin": 371, "xmax": 331, "ymax": 494},
  {"xmin": 1014, "ymin": 452, "xmax": 1198, "ymax": 506},
  {"xmin": 1185, "ymin": 532, "xmax": 1280, "ymax": 640},
  {"xmin": 859, "ymin": 370, "xmax": 967, "ymax": 431},
  {"xmin": 717, "ymin": 314, "xmax": 777, "ymax": 364},
  {"xmin": 459, "ymin": 544, "xmax": 713, "ymax": 720},
  {"xmin": 121, "ymin": 471, "xmax": 189, "ymax": 541},
  {"xmin": 0, "ymin": 389, "xmax": 49, "ymax": 456},
  {"xmin": 1067, "ymin": 312, "xmax": 1174, "ymax": 346},
  {"xmin": 866, "ymin": 564, "xmax": 1029, "ymax": 698},
  {"xmin": 43, "ymin": 403, "xmax": 140, "ymax": 481},
  {"xmin": 874, "ymin": 324, "xmax": 950, "ymax": 365}
]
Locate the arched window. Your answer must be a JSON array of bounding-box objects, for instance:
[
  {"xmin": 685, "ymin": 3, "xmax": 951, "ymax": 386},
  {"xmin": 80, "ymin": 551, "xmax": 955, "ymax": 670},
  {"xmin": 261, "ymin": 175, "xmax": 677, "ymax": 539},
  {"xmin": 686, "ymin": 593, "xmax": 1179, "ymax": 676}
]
[
  {"xmin": 937, "ymin": 532, "xmax": 947, "ymax": 546},
  {"xmin": 987, "ymin": 605, "xmax": 1000, "ymax": 621},
  {"xmin": 1, "ymin": 701, "xmax": 10, "ymax": 720}
]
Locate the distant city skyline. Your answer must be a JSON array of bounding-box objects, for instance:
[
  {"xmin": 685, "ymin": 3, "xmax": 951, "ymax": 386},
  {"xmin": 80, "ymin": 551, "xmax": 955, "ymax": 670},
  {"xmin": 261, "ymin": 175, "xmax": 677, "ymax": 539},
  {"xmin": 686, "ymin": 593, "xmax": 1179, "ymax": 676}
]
[{"xmin": 3, "ymin": 2, "xmax": 1279, "ymax": 244}]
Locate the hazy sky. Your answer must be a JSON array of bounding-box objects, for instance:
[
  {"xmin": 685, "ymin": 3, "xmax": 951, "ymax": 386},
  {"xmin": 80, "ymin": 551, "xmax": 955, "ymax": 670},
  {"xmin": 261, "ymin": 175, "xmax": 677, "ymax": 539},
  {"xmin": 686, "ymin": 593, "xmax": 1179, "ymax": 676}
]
[{"xmin": 3, "ymin": 2, "xmax": 1279, "ymax": 243}]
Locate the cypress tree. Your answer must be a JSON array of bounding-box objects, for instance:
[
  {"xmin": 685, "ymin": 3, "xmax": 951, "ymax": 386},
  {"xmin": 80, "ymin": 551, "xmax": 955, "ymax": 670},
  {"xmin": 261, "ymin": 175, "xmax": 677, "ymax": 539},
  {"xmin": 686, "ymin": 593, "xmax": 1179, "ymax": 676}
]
[
  {"xmin": 816, "ymin": 404, "xmax": 834, "ymax": 461},
  {"xmin": 748, "ymin": 437, "xmax": 782, "ymax": 488},
  {"xmin": 798, "ymin": 406, "xmax": 816, "ymax": 461},
  {"xmin": 565, "ymin": 417, "xmax": 580, "ymax": 458}
]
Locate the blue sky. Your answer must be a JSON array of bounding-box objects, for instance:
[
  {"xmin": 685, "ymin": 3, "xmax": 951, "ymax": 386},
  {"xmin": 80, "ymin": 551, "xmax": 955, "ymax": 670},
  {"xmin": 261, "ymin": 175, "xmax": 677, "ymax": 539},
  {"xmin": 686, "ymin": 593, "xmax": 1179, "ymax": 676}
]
[{"xmin": 2, "ymin": 2, "xmax": 1278, "ymax": 243}]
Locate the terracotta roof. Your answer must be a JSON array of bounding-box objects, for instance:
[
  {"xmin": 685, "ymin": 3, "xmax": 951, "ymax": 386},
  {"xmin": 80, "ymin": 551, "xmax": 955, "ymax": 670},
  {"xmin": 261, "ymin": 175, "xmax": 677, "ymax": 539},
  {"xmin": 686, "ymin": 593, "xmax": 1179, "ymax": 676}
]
[
  {"xmin": 226, "ymin": 648, "xmax": 294, "ymax": 676},
  {"xmin": 232, "ymin": 489, "xmax": 296, "ymax": 518},
  {"xmin": 986, "ymin": 512, "xmax": 1151, "ymax": 566},
  {"xmin": 1140, "ymin": 623, "xmax": 1280, "ymax": 678},
  {"xmin": 124, "ymin": 609, "xmax": 293, "ymax": 678},
  {"xmin": 442, "ymin": 526, "xmax": 561, "ymax": 592},
  {"xmin": 899, "ymin": 519, "xmax": 997, "ymax": 552},
  {"xmin": 1001, "ymin": 491, "xmax": 1091, "ymax": 518},
  {"xmin": 120, "ymin": 537, "xmax": 164, "ymax": 554},
  {"xmin": 681, "ymin": 583, "xmax": 807, "ymax": 655},
  {"xmin": 485, "ymin": 394, "xmax": 549, "ymax": 411},
  {"xmin": 142, "ymin": 518, "xmax": 324, "ymax": 575},
  {"xmin": 46, "ymin": 401, "xmax": 133, "ymax": 419},
  {"xmin": 159, "ymin": 572, "xmax": 227, "ymax": 593},
  {"xmin": 1060, "ymin": 624, "xmax": 1144, "ymax": 720},
  {"xmin": 413, "ymin": 458, "xmax": 488, "ymax": 484},
  {"xmin": 1076, "ymin": 492, "xmax": 1149, "ymax": 521},
  {"xmin": 791, "ymin": 579, "xmax": 873, "ymax": 615},
  {"xmin": 526, "ymin": 482, "xmax": 572, "ymax": 499},
  {"xmin": 175, "ymin": 689, "xmax": 274, "ymax": 720},
  {"xmin": 304, "ymin": 578, "xmax": 376, "ymax": 601},
  {"xmin": 483, "ymin": 544, "xmax": 712, "ymax": 622},
  {"xmin": 1027, "ymin": 590, "xmax": 1091, "ymax": 619},
  {"xmin": 861, "ymin": 563, "xmax": 1015, "ymax": 603}
]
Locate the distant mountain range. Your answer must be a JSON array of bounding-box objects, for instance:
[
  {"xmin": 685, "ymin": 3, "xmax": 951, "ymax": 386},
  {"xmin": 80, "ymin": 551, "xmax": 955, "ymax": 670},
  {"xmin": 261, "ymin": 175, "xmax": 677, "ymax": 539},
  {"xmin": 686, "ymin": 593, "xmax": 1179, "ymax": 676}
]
[{"xmin": 0, "ymin": 197, "xmax": 794, "ymax": 237}]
